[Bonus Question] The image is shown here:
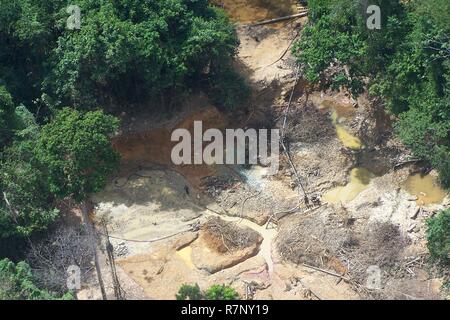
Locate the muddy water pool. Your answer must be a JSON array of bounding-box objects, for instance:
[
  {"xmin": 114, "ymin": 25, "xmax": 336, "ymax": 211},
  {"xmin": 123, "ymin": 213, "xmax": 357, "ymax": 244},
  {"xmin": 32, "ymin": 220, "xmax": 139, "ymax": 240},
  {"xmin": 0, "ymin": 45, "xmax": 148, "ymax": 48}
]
[{"xmin": 213, "ymin": 0, "xmax": 299, "ymax": 24}]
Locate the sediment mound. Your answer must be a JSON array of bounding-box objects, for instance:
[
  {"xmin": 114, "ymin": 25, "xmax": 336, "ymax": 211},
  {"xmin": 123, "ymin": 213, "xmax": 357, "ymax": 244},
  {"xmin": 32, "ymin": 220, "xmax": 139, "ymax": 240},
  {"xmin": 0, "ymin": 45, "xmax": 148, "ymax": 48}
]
[
  {"xmin": 191, "ymin": 217, "xmax": 263, "ymax": 273},
  {"xmin": 202, "ymin": 217, "xmax": 263, "ymax": 253}
]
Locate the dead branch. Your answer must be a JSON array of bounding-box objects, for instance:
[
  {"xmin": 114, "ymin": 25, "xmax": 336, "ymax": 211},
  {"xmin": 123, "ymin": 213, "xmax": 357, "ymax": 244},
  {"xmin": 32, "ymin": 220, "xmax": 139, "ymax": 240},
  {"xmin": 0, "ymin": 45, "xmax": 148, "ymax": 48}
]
[
  {"xmin": 2, "ymin": 192, "xmax": 19, "ymax": 223},
  {"xmin": 302, "ymin": 263, "xmax": 351, "ymax": 282},
  {"xmin": 249, "ymin": 12, "xmax": 308, "ymax": 27},
  {"xmin": 280, "ymin": 66, "xmax": 310, "ymax": 206},
  {"xmin": 240, "ymin": 190, "xmax": 262, "ymax": 219}
]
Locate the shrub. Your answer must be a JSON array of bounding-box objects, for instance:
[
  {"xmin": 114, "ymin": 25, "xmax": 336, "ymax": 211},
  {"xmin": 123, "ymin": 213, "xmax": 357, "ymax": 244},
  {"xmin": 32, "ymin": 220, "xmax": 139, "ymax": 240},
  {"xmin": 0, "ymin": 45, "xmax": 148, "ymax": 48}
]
[
  {"xmin": 204, "ymin": 284, "xmax": 239, "ymax": 300},
  {"xmin": 426, "ymin": 210, "xmax": 450, "ymax": 263},
  {"xmin": 176, "ymin": 283, "xmax": 203, "ymax": 300},
  {"xmin": 176, "ymin": 283, "xmax": 239, "ymax": 300}
]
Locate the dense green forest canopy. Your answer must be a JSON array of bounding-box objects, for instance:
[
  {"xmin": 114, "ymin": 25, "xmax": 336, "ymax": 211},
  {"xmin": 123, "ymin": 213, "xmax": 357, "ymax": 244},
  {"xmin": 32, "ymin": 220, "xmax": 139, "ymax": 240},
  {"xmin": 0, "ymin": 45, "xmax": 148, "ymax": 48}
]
[
  {"xmin": 0, "ymin": 0, "xmax": 245, "ymax": 299},
  {"xmin": 0, "ymin": 0, "xmax": 245, "ymax": 112},
  {"xmin": 0, "ymin": 0, "xmax": 243, "ymax": 252},
  {"xmin": 293, "ymin": 0, "xmax": 450, "ymax": 188}
]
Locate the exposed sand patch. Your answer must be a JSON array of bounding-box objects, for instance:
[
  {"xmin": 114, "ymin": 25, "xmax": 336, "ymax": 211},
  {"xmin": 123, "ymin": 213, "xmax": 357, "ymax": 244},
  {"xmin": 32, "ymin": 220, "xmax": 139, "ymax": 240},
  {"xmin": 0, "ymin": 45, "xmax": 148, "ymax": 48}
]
[
  {"xmin": 236, "ymin": 21, "xmax": 302, "ymax": 85},
  {"xmin": 92, "ymin": 169, "xmax": 204, "ymax": 256}
]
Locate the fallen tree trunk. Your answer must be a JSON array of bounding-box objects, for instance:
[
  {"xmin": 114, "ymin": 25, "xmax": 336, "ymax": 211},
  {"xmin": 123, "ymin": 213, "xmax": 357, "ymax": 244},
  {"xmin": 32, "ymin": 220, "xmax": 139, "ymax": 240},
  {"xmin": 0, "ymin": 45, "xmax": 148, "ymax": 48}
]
[
  {"xmin": 393, "ymin": 158, "xmax": 423, "ymax": 170},
  {"xmin": 250, "ymin": 11, "xmax": 308, "ymax": 27}
]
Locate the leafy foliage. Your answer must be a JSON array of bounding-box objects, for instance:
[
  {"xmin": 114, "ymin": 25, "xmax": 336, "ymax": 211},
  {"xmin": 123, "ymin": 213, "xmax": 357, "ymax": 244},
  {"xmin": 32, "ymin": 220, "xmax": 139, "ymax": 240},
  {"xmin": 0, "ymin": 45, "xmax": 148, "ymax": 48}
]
[
  {"xmin": 426, "ymin": 210, "xmax": 450, "ymax": 263},
  {"xmin": 0, "ymin": 258, "xmax": 72, "ymax": 300},
  {"xmin": 0, "ymin": 106, "xmax": 61, "ymax": 242},
  {"xmin": 0, "ymin": 86, "xmax": 17, "ymax": 147},
  {"xmin": 0, "ymin": 0, "xmax": 245, "ymax": 297},
  {"xmin": 293, "ymin": 0, "xmax": 450, "ymax": 187},
  {"xmin": 35, "ymin": 108, "xmax": 120, "ymax": 202},
  {"xmin": 0, "ymin": 0, "xmax": 242, "ymax": 111},
  {"xmin": 0, "ymin": 0, "xmax": 64, "ymax": 109},
  {"xmin": 1, "ymin": 107, "xmax": 119, "ymax": 240},
  {"xmin": 204, "ymin": 284, "xmax": 239, "ymax": 300},
  {"xmin": 176, "ymin": 283, "xmax": 203, "ymax": 300},
  {"xmin": 0, "ymin": 142, "xmax": 59, "ymax": 239},
  {"xmin": 176, "ymin": 283, "xmax": 239, "ymax": 300}
]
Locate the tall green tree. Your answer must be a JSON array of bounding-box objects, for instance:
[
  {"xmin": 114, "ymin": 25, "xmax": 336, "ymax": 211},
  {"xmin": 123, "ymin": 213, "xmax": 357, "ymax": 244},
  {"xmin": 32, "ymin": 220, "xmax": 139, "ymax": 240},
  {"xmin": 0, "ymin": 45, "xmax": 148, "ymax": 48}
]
[
  {"xmin": 0, "ymin": 106, "xmax": 58, "ymax": 241},
  {"xmin": 0, "ymin": 139, "xmax": 59, "ymax": 239},
  {"xmin": 0, "ymin": 0, "xmax": 65, "ymax": 109},
  {"xmin": 35, "ymin": 108, "xmax": 120, "ymax": 202},
  {"xmin": 1, "ymin": 0, "xmax": 244, "ymax": 112},
  {"xmin": 45, "ymin": 0, "xmax": 242, "ymax": 110}
]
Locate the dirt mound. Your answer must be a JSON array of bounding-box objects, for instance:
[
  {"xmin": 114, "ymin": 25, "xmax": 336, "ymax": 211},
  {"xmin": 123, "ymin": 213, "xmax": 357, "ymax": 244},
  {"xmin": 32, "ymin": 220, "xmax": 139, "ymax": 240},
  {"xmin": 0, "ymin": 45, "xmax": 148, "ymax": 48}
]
[
  {"xmin": 278, "ymin": 212, "xmax": 410, "ymax": 272},
  {"xmin": 190, "ymin": 217, "xmax": 263, "ymax": 273},
  {"xmin": 273, "ymin": 92, "xmax": 356, "ymax": 196},
  {"xmin": 202, "ymin": 217, "xmax": 263, "ymax": 254},
  {"xmin": 364, "ymin": 222, "xmax": 410, "ymax": 267},
  {"xmin": 201, "ymin": 175, "xmax": 240, "ymax": 198},
  {"xmin": 336, "ymin": 221, "xmax": 411, "ymax": 285}
]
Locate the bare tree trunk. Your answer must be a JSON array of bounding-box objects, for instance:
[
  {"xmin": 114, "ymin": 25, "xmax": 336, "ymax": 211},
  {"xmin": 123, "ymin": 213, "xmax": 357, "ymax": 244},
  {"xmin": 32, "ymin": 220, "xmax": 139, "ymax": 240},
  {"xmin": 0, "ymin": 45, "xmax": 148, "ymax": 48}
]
[
  {"xmin": 102, "ymin": 221, "xmax": 124, "ymax": 300},
  {"xmin": 81, "ymin": 201, "xmax": 107, "ymax": 300}
]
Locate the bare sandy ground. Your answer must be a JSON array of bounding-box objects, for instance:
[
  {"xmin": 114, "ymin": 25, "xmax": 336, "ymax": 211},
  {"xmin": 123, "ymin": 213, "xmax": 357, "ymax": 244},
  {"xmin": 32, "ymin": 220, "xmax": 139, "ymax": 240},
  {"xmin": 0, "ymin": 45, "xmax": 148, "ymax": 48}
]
[{"xmin": 77, "ymin": 8, "xmax": 448, "ymax": 300}]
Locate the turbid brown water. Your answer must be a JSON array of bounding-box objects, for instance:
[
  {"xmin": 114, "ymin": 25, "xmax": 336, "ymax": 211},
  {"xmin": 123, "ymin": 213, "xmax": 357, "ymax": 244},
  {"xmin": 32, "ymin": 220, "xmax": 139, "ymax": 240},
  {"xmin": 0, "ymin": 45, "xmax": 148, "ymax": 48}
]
[
  {"xmin": 323, "ymin": 167, "xmax": 374, "ymax": 204},
  {"xmin": 331, "ymin": 109, "xmax": 363, "ymax": 150},
  {"xmin": 212, "ymin": 0, "xmax": 298, "ymax": 24},
  {"xmin": 403, "ymin": 173, "xmax": 447, "ymax": 205},
  {"xmin": 316, "ymin": 98, "xmax": 372, "ymax": 203}
]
